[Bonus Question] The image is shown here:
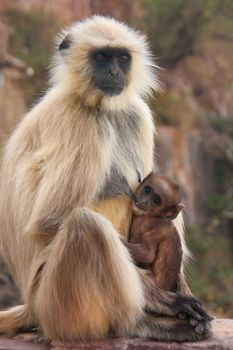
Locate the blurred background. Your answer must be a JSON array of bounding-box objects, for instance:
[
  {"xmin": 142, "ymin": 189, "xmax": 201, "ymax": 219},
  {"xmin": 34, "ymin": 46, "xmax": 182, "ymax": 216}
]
[{"xmin": 0, "ymin": 0, "xmax": 232, "ymax": 317}]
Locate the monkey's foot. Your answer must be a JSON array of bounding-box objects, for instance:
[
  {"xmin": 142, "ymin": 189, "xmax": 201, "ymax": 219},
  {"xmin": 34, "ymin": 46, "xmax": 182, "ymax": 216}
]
[{"xmin": 128, "ymin": 313, "xmax": 212, "ymax": 342}]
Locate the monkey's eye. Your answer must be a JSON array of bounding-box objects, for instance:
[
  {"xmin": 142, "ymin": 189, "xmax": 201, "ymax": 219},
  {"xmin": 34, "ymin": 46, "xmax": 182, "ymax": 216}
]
[
  {"xmin": 143, "ymin": 186, "xmax": 151, "ymax": 194},
  {"xmin": 118, "ymin": 54, "xmax": 130, "ymax": 64},
  {"xmin": 153, "ymin": 194, "xmax": 162, "ymax": 206},
  {"xmin": 94, "ymin": 52, "xmax": 107, "ymax": 63}
]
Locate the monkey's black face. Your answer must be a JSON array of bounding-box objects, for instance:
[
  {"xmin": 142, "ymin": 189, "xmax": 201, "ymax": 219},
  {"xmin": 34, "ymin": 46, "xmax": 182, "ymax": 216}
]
[{"xmin": 90, "ymin": 48, "xmax": 131, "ymax": 96}]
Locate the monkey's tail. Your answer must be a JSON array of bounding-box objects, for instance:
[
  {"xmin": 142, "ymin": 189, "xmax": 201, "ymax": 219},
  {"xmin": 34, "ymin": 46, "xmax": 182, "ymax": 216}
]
[{"xmin": 0, "ymin": 304, "xmax": 34, "ymax": 335}]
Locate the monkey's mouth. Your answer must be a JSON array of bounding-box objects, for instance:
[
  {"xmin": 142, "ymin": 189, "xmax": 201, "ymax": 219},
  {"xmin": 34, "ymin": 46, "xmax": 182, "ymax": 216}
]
[
  {"xmin": 133, "ymin": 199, "xmax": 148, "ymax": 211},
  {"xmin": 132, "ymin": 201, "xmax": 148, "ymax": 216},
  {"xmin": 100, "ymin": 86, "xmax": 124, "ymax": 96}
]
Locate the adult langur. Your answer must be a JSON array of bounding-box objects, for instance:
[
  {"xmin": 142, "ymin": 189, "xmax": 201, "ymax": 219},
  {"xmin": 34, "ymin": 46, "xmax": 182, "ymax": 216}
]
[{"xmin": 0, "ymin": 16, "xmax": 211, "ymax": 341}]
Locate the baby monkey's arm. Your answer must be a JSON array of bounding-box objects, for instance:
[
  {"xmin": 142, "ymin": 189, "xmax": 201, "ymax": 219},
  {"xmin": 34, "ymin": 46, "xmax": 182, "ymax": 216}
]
[
  {"xmin": 126, "ymin": 215, "xmax": 156, "ymax": 266},
  {"xmin": 125, "ymin": 239, "xmax": 156, "ymax": 266}
]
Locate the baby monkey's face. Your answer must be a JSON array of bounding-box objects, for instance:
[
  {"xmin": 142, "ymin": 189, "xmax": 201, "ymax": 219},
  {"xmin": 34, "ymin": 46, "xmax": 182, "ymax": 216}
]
[{"xmin": 132, "ymin": 172, "xmax": 184, "ymax": 220}]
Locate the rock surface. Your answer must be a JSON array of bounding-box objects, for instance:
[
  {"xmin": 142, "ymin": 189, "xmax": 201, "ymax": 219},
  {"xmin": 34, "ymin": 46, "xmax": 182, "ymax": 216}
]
[{"xmin": 0, "ymin": 318, "xmax": 232, "ymax": 350}]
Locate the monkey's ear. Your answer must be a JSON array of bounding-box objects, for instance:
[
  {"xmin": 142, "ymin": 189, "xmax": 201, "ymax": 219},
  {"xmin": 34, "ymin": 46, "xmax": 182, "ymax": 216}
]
[
  {"xmin": 166, "ymin": 204, "xmax": 185, "ymax": 220},
  {"xmin": 58, "ymin": 35, "xmax": 71, "ymax": 53}
]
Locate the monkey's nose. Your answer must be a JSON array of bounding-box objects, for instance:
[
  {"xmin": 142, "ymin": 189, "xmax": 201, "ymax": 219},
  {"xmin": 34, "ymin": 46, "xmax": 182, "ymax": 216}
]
[{"xmin": 109, "ymin": 70, "xmax": 118, "ymax": 77}]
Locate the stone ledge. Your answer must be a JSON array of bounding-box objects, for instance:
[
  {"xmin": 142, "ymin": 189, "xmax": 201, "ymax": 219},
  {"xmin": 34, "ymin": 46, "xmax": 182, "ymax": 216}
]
[{"xmin": 0, "ymin": 319, "xmax": 232, "ymax": 350}]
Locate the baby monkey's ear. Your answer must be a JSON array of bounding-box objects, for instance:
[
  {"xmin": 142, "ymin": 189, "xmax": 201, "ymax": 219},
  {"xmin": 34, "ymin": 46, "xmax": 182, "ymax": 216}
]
[{"xmin": 166, "ymin": 204, "xmax": 185, "ymax": 220}]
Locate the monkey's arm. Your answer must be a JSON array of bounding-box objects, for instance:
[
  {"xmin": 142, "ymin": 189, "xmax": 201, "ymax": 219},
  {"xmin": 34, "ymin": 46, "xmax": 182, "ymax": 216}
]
[
  {"xmin": 127, "ymin": 218, "xmax": 160, "ymax": 266},
  {"xmin": 124, "ymin": 241, "xmax": 155, "ymax": 266}
]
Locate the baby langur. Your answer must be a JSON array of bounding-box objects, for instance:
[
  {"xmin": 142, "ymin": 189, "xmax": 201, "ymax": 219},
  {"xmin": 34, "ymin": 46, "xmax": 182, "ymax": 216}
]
[{"xmin": 126, "ymin": 172, "xmax": 184, "ymax": 292}]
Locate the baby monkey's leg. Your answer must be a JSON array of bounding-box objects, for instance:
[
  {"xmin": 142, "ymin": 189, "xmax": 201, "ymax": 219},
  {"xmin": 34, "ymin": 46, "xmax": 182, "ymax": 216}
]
[{"xmin": 152, "ymin": 229, "xmax": 182, "ymax": 291}]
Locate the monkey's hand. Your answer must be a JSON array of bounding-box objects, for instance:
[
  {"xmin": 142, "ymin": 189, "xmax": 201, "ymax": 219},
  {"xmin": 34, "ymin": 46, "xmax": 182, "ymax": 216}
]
[
  {"xmin": 172, "ymin": 295, "xmax": 212, "ymax": 322},
  {"xmin": 140, "ymin": 270, "xmax": 213, "ymax": 336}
]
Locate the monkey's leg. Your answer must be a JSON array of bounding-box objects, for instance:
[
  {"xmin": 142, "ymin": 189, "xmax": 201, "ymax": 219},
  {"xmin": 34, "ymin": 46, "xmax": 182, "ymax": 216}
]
[
  {"xmin": 0, "ymin": 304, "xmax": 34, "ymax": 335},
  {"xmin": 176, "ymin": 270, "xmax": 214, "ymax": 324},
  {"xmin": 177, "ymin": 271, "xmax": 193, "ymax": 295},
  {"xmin": 172, "ymin": 236, "xmax": 214, "ymax": 323},
  {"xmin": 172, "ymin": 214, "xmax": 213, "ymax": 328},
  {"xmin": 137, "ymin": 270, "xmax": 212, "ymax": 340},
  {"xmin": 32, "ymin": 208, "xmax": 145, "ymax": 341},
  {"xmin": 151, "ymin": 233, "xmax": 182, "ymax": 291}
]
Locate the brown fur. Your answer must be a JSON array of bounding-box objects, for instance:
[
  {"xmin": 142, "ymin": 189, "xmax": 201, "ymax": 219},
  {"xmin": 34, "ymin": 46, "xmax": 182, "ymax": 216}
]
[
  {"xmin": 129, "ymin": 218, "xmax": 183, "ymax": 291},
  {"xmin": 127, "ymin": 173, "xmax": 183, "ymax": 291},
  {"xmin": 0, "ymin": 16, "xmax": 211, "ymax": 341}
]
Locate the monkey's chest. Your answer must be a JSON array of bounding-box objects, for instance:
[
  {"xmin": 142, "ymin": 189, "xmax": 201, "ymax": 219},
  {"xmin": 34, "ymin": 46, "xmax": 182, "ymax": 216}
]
[
  {"xmin": 91, "ymin": 195, "xmax": 132, "ymax": 238},
  {"xmin": 91, "ymin": 163, "xmax": 141, "ymax": 238},
  {"xmin": 91, "ymin": 112, "xmax": 145, "ymax": 237}
]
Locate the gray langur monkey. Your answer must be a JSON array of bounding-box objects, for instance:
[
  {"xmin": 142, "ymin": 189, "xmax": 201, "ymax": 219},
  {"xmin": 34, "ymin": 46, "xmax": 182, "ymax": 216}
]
[{"xmin": 0, "ymin": 16, "xmax": 212, "ymax": 342}]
